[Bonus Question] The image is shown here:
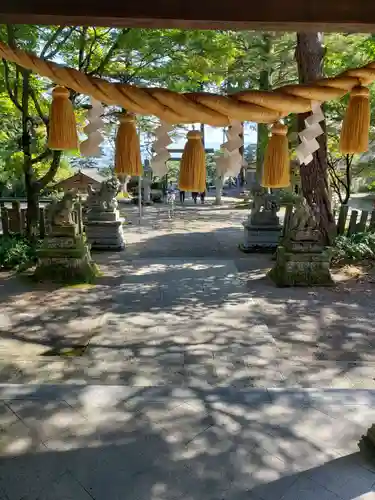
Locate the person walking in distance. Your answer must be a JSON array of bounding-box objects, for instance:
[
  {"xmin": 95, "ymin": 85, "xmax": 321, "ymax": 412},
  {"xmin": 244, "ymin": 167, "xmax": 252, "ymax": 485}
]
[
  {"xmin": 200, "ymin": 190, "xmax": 206, "ymax": 204},
  {"xmin": 179, "ymin": 189, "xmax": 185, "ymax": 204},
  {"xmin": 166, "ymin": 182, "xmax": 176, "ymax": 219},
  {"xmin": 192, "ymin": 192, "xmax": 198, "ymax": 204}
]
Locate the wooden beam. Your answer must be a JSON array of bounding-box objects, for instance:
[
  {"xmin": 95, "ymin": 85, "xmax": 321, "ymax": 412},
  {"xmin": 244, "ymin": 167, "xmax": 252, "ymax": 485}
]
[{"xmin": 1, "ymin": 0, "xmax": 375, "ymax": 31}]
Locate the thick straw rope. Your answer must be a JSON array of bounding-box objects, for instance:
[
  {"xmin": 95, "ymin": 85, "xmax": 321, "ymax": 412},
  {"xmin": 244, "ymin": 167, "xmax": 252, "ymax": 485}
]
[{"xmin": 1, "ymin": 41, "xmax": 375, "ymax": 126}]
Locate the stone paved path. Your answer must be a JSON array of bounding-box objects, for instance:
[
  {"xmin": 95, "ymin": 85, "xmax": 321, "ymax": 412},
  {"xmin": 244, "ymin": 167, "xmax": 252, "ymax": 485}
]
[
  {"xmin": 1, "ymin": 201, "xmax": 374, "ymax": 387},
  {"xmin": 1, "ymin": 201, "xmax": 375, "ymax": 498},
  {"xmin": 0, "ymin": 385, "xmax": 375, "ymax": 500}
]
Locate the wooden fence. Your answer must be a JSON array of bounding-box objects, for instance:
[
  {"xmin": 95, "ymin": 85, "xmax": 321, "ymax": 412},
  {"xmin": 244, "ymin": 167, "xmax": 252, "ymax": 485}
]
[
  {"xmin": 283, "ymin": 204, "xmax": 375, "ymax": 237},
  {"xmin": 0, "ymin": 200, "xmax": 83, "ymax": 237}
]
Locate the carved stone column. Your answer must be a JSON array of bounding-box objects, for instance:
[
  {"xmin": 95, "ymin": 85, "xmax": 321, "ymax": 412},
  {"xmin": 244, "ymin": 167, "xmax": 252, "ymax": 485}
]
[
  {"xmin": 268, "ymin": 199, "xmax": 334, "ymax": 286},
  {"xmin": 85, "ymin": 177, "xmax": 125, "ymax": 251},
  {"xmin": 239, "ymin": 186, "xmax": 282, "ymax": 252},
  {"xmin": 34, "ymin": 193, "xmax": 96, "ymax": 283}
]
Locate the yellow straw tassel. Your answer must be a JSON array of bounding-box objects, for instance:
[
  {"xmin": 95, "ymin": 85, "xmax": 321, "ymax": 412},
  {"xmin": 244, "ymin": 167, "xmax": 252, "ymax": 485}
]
[
  {"xmin": 47, "ymin": 86, "xmax": 78, "ymax": 151},
  {"xmin": 261, "ymin": 122, "xmax": 290, "ymax": 188},
  {"xmin": 178, "ymin": 131, "xmax": 206, "ymax": 192},
  {"xmin": 340, "ymin": 86, "xmax": 370, "ymax": 154},
  {"xmin": 114, "ymin": 113, "xmax": 143, "ymax": 177}
]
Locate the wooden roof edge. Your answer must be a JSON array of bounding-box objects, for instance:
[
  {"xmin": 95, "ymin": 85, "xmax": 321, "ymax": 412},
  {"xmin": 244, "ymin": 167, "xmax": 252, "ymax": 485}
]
[{"xmin": 2, "ymin": 0, "xmax": 375, "ymax": 32}]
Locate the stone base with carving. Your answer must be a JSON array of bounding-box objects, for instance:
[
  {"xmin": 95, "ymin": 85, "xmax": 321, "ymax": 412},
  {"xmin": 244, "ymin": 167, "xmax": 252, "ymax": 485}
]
[
  {"xmin": 34, "ymin": 225, "xmax": 97, "ymax": 284},
  {"xmin": 240, "ymin": 212, "xmax": 282, "ymax": 253},
  {"xmin": 358, "ymin": 424, "xmax": 375, "ymax": 461},
  {"xmin": 268, "ymin": 229, "xmax": 334, "ymax": 287},
  {"xmin": 240, "ymin": 224, "xmax": 282, "ymax": 252},
  {"xmin": 85, "ymin": 209, "xmax": 125, "ymax": 251}
]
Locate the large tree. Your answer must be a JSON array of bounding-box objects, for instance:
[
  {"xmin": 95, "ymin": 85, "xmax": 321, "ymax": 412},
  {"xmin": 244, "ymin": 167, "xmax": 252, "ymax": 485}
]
[
  {"xmin": 295, "ymin": 32, "xmax": 336, "ymax": 243},
  {"xmin": 223, "ymin": 32, "xmax": 297, "ymax": 181}
]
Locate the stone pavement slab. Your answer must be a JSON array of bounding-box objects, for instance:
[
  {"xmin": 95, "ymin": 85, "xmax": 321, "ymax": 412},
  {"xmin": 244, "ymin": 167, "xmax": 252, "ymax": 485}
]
[
  {"xmin": 0, "ymin": 386, "xmax": 374, "ymax": 500},
  {"xmin": 1, "ymin": 201, "xmax": 375, "ymax": 388}
]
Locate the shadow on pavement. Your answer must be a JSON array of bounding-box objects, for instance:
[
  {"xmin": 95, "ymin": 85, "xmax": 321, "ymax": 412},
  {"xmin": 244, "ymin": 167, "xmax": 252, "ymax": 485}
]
[{"xmin": 0, "ymin": 384, "xmax": 374, "ymax": 499}]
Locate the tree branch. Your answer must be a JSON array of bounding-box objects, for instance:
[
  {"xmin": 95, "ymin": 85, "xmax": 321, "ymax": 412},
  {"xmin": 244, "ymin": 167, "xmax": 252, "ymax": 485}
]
[
  {"xmin": 40, "ymin": 27, "xmax": 64, "ymax": 58},
  {"xmin": 89, "ymin": 28, "xmax": 131, "ymax": 76},
  {"xmin": 78, "ymin": 27, "xmax": 88, "ymax": 70},
  {"xmin": 44, "ymin": 27, "xmax": 76, "ymax": 60},
  {"xmin": 37, "ymin": 151, "xmax": 62, "ymax": 188},
  {"xmin": 29, "ymin": 86, "xmax": 48, "ymax": 125},
  {"xmin": 327, "ymin": 160, "xmax": 349, "ymax": 192},
  {"xmin": 2, "ymin": 60, "xmax": 22, "ymax": 112},
  {"xmin": 328, "ymin": 171, "xmax": 343, "ymax": 203},
  {"xmin": 31, "ymin": 149, "xmax": 51, "ymax": 165},
  {"xmin": 2, "ymin": 25, "xmax": 24, "ymax": 112},
  {"xmin": 81, "ymin": 31, "xmax": 98, "ymax": 73}
]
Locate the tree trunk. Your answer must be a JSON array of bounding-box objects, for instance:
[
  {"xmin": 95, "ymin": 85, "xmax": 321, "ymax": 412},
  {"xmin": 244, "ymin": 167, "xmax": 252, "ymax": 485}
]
[
  {"xmin": 295, "ymin": 33, "xmax": 336, "ymax": 244},
  {"xmin": 20, "ymin": 68, "xmax": 39, "ymax": 239},
  {"xmin": 343, "ymin": 155, "xmax": 352, "ymax": 205},
  {"xmin": 25, "ymin": 173, "xmax": 40, "ymax": 239}
]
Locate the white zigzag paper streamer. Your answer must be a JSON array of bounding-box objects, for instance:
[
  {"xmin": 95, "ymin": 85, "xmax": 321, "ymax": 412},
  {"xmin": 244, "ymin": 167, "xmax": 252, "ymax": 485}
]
[
  {"xmin": 80, "ymin": 98, "xmax": 104, "ymax": 157},
  {"xmin": 295, "ymin": 101, "xmax": 325, "ymax": 166},
  {"xmin": 215, "ymin": 121, "xmax": 244, "ymax": 177},
  {"xmin": 151, "ymin": 122, "xmax": 173, "ymax": 177}
]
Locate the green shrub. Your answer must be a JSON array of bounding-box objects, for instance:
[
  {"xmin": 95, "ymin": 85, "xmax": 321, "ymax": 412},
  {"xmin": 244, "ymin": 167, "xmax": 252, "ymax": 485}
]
[
  {"xmin": 332, "ymin": 232, "xmax": 375, "ymax": 264},
  {"xmin": 0, "ymin": 234, "xmax": 38, "ymax": 271},
  {"xmin": 367, "ymin": 181, "xmax": 375, "ymax": 192}
]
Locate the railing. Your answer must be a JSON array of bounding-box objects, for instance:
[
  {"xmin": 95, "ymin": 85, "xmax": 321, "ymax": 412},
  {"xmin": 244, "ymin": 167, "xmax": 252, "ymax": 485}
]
[
  {"xmin": 0, "ymin": 200, "xmax": 83, "ymax": 237},
  {"xmin": 283, "ymin": 204, "xmax": 375, "ymax": 238}
]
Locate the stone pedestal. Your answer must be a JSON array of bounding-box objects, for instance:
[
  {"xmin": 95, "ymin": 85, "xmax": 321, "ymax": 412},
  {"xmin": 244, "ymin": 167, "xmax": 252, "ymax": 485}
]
[
  {"xmin": 239, "ymin": 191, "xmax": 282, "ymax": 252},
  {"xmin": 359, "ymin": 424, "xmax": 375, "ymax": 460},
  {"xmin": 85, "ymin": 209, "xmax": 125, "ymax": 251},
  {"xmin": 268, "ymin": 228, "xmax": 334, "ymax": 287},
  {"xmin": 143, "ymin": 179, "xmax": 152, "ymax": 205},
  {"xmin": 34, "ymin": 225, "xmax": 96, "ymax": 283},
  {"xmin": 240, "ymin": 216, "xmax": 282, "ymax": 252}
]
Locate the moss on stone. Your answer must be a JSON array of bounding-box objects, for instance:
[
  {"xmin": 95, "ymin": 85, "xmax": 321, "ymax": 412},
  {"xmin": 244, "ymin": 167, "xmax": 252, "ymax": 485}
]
[
  {"xmin": 268, "ymin": 245, "xmax": 334, "ymax": 287},
  {"xmin": 33, "ymin": 257, "xmax": 99, "ymax": 285}
]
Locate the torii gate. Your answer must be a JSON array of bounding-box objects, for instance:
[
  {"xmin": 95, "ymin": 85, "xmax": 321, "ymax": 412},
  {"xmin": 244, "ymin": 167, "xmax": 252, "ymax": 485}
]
[{"xmin": 2, "ymin": 0, "xmax": 375, "ymax": 452}]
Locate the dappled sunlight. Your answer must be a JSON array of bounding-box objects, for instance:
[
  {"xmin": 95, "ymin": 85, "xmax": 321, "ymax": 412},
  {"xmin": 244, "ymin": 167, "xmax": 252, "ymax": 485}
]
[
  {"xmin": 0, "ymin": 201, "xmax": 375, "ymax": 390},
  {"xmin": 0, "ymin": 384, "xmax": 374, "ymax": 499},
  {"xmin": 132, "ymin": 263, "xmax": 170, "ymax": 275}
]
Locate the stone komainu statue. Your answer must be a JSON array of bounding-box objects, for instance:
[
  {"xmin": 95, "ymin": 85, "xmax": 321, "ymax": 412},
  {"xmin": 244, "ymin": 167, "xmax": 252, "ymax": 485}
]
[
  {"xmin": 251, "ymin": 187, "xmax": 279, "ymax": 218},
  {"xmin": 87, "ymin": 176, "xmax": 121, "ymax": 211},
  {"xmin": 290, "ymin": 198, "xmax": 319, "ymax": 231},
  {"xmin": 47, "ymin": 191, "xmax": 76, "ymax": 226}
]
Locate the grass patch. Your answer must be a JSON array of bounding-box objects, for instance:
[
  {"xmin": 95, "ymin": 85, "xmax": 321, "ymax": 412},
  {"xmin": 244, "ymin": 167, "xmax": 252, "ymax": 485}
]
[
  {"xmin": 0, "ymin": 234, "xmax": 39, "ymax": 272},
  {"xmin": 332, "ymin": 232, "xmax": 375, "ymax": 266}
]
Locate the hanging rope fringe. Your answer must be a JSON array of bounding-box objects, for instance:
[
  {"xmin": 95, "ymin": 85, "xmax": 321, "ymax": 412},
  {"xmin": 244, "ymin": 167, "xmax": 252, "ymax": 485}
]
[
  {"xmin": 48, "ymin": 86, "xmax": 78, "ymax": 151},
  {"xmin": 150, "ymin": 122, "xmax": 173, "ymax": 178},
  {"xmin": 80, "ymin": 98, "xmax": 104, "ymax": 157},
  {"xmin": 178, "ymin": 131, "xmax": 206, "ymax": 192},
  {"xmin": 114, "ymin": 113, "xmax": 143, "ymax": 177},
  {"xmin": 295, "ymin": 101, "xmax": 325, "ymax": 166},
  {"xmin": 340, "ymin": 86, "xmax": 370, "ymax": 154},
  {"xmin": 261, "ymin": 122, "xmax": 290, "ymax": 188},
  {"xmin": 1, "ymin": 40, "xmax": 375, "ymax": 134}
]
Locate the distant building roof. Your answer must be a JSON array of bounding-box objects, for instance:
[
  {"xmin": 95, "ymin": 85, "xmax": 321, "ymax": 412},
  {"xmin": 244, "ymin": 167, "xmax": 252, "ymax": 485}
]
[
  {"xmin": 54, "ymin": 168, "xmax": 109, "ymax": 189},
  {"xmin": 73, "ymin": 168, "xmax": 108, "ymax": 183}
]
